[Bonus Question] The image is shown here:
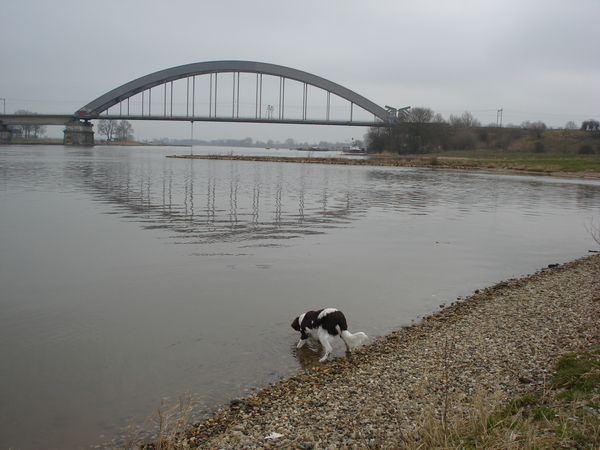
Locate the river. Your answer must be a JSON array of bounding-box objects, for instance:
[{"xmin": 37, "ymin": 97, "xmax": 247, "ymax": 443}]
[{"xmin": 1, "ymin": 144, "xmax": 599, "ymax": 449}]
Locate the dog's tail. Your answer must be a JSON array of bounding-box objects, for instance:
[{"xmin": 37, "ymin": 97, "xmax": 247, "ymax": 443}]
[{"xmin": 340, "ymin": 330, "xmax": 368, "ymax": 351}]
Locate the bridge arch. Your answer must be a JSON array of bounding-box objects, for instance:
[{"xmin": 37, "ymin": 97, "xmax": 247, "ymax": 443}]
[{"xmin": 76, "ymin": 60, "xmax": 392, "ymax": 123}]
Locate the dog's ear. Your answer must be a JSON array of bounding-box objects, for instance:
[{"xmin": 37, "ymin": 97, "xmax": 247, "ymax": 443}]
[{"xmin": 291, "ymin": 316, "xmax": 300, "ymax": 331}]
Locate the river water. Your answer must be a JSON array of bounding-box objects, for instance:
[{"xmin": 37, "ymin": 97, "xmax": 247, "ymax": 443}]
[{"xmin": 1, "ymin": 144, "xmax": 599, "ymax": 449}]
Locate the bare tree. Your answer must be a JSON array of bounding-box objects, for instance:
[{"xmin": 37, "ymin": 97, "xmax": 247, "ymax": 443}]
[
  {"xmin": 449, "ymin": 111, "xmax": 481, "ymax": 127},
  {"xmin": 98, "ymin": 119, "xmax": 118, "ymax": 141},
  {"xmin": 115, "ymin": 120, "xmax": 134, "ymax": 141},
  {"xmin": 530, "ymin": 121, "xmax": 547, "ymax": 138},
  {"xmin": 564, "ymin": 121, "xmax": 577, "ymax": 130},
  {"xmin": 405, "ymin": 107, "xmax": 446, "ymax": 153},
  {"xmin": 581, "ymin": 119, "xmax": 600, "ymax": 131},
  {"xmin": 364, "ymin": 125, "xmax": 396, "ymax": 153},
  {"xmin": 366, "ymin": 107, "xmax": 447, "ymax": 154},
  {"xmin": 406, "ymin": 107, "xmax": 442, "ymax": 124},
  {"xmin": 522, "ymin": 120, "xmax": 547, "ymax": 138},
  {"xmin": 10, "ymin": 110, "xmax": 46, "ymax": 138}
]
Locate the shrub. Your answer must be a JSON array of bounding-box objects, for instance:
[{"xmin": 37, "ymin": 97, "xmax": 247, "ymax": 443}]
[
  {"xmin": 478, "ymin": 129, "xmax": 490, "ymax": 144},
  {"xmin": 495, "ymin": 134, "xmax": 512, "ymax": 151},
  {"xmin": 578, "ymin": 144, "xmax": 596, "ymax": 155},
  {"xmin": 448, "ymin": 131, "xmax": 476, "ymax": 150},
  {"xmin": 565, "ymin": 121, "xmax": 578, "ymax": 130}
]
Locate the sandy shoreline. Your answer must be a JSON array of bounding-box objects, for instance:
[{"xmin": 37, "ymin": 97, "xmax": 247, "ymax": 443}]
[
  {"xmin": 138, "ymin": 253, "xmax": 600, "ymax": 449},
  {"xmin": 167, "ymin": 154, "xmax": 600, "ymax": 180}
]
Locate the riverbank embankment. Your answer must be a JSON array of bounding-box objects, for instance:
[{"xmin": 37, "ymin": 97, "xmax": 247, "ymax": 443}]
[{"xmin": 142, "ymin": 254, "xmax": 600, "ymax": 449}]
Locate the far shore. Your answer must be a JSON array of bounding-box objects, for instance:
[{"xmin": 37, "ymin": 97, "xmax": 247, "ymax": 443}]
[
  {"xmin": 168, "ymin": 153, "xmax": 600, "ymax": 179},
  {"xmin": 5, "ymin": 139, "xmax": 599, "ymax": 178}
]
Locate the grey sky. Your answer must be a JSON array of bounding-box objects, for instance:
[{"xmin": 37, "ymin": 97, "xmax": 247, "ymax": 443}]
[{"xmin": 1, "ymin": 0, "xmax": 598, "ymax": 143}]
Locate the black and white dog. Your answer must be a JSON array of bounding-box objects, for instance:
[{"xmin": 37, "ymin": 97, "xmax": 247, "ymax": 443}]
[{"xmin": 291, "ymin": 308, "xmax": 368, "ymax": 362}]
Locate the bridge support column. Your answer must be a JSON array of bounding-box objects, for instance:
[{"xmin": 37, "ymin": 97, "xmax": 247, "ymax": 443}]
[
  {"xmin": 63, "ymin": 121, "xmax": 94, "ymax": 146},
  {"xmin": 0, "ymin": 123, "xmax": 12, "ymax": 143}
]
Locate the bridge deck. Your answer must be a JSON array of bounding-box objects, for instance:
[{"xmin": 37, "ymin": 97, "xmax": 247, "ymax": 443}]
[
  {"xmin": 0, "ymin": 114, "xmax": 385, "ymax": 127},
  {"xmin": 0, "ymin": 114, "xmax": 74, "ymax": 126}
]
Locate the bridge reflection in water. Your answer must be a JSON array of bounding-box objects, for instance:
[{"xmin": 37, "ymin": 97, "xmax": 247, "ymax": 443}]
[{"xmin": 65, "ymin": 149, "xmax": 369, "ymax": 248}]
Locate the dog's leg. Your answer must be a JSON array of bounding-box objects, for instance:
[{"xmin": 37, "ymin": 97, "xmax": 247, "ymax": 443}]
[
  {"xmin": 343, "ymin": 337, "xmax": 351, "ymax": 352},
  {"xmin": 317, "ymin": 328, "xmax": 333, "ymax": 363},
  {"xmin": 337, "ymin": 325, "xmax": 351, "ymax": 352}
]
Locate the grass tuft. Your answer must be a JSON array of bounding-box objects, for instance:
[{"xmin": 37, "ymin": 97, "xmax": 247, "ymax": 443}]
[
  {"xmin": 124, "ymin": 393, "xmax": 196, "ymax": 450},
  {"xmin": 553, "ymin": 348, "xmax": 600, "ymax": 401}
]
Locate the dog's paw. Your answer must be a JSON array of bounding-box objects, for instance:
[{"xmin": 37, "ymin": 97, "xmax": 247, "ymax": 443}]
[{"xmin": 318, "ymin": 353, "xmax": 331, "ymax": 363}]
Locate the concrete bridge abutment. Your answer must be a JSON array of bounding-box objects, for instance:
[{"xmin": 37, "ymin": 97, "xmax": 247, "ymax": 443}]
[
  {"xmin": 0, "ymin": 124, "xmax": 12, "ymax": 143},
  {"xmin": 63, "ymin": 121, "xmax": 94, "ymax": 146}
]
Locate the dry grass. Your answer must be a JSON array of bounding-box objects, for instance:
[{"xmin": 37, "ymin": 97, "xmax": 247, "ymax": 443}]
[
  {"xmin": 397, "ymin": 282, "xmax": 600, "ymax": 450},
  {"xmin": 391, "ymin": 346, "xmax": 600, "ymax": 450},
  {"xmin": 169, "ymin": 150, "xmax": 600, "ymax": 175},
  {"xmin": 124, "ymin": 393, "xmax": 195, "ymax": 450},
  {"xmin": 586, "ymin": 218, "xmax": 600, "ymax": 247}
]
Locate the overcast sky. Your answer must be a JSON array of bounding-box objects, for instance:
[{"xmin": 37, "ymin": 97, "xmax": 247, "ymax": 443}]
[{"xmin": 1, "ymin": 0, "xmax": 598, "ymax": 143}]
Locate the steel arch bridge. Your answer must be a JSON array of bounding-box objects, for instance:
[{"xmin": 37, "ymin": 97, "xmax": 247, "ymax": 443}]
[{"xmin": 75, "ymin": 60, "xmax": 397, "ymax": 126}]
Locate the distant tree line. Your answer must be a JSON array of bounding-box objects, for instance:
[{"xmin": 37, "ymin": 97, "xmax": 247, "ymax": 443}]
[
  {"xmin": 365, "ymin": 107, "xmax": 447, "ymax": 154},
  {"xmin": 7, "ymin": 114, "xmax": 134, "ymax": 141},
  {"xmin": 9, "ymin": 110, "xmax": 47, "ymax": 138},
  {"xmin": 581, "ymin": 119, "xmax": 600, "ymax": 131},
  {"xmin": 365, "ymin": 108, "xmax": 599, "ymax": 154},
  {"xmin": 149, "ymin": 136, "xmax": 359, "ymax": 149},
  {"xmin": 519, "ymin": 120, "xmax": 547, "ymax": 138}
]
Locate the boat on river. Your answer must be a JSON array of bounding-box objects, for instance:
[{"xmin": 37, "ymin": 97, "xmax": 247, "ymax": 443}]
[
  {"xmin": 296, "ymin": 147, "xmax": 328, "ymax": 152},
  {"xmin": 342, "ymin": 145, "xmax": 365, "ymax": 154}
]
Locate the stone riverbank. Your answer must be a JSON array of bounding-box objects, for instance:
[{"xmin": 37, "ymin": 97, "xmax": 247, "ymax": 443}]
[{"xmin": 139, "ymin": 254, "xmax": 600, "ymax": 449}]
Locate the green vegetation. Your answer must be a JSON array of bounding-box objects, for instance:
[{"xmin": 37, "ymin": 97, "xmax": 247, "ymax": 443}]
[
  {"xmin": 554, "ymin": 348, "xmax": 600, "ymax": 404},
  {"xmin": 426, "ymin": 150, "xmax": 600, "ymax": 173}
]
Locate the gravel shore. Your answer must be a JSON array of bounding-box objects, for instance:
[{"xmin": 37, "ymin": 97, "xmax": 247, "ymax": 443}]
[{"xmin": 155, "ymin": 254, "xmax": 600, "ymax": 449}]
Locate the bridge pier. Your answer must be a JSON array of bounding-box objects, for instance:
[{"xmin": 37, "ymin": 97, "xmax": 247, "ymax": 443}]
[
  {"xmin": 63, "ymin": 120, "xmax": 94, "ymax": 146},
  {"xmin": 0, "ymin": 123, "xmax": 12, "ymax": 143}
]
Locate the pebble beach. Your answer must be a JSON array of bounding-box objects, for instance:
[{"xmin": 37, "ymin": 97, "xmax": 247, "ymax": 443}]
[{"xmin": 143, "ymin": 254, "xmax": 600, "ymax": 449}]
